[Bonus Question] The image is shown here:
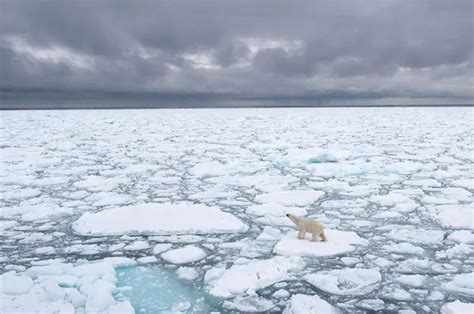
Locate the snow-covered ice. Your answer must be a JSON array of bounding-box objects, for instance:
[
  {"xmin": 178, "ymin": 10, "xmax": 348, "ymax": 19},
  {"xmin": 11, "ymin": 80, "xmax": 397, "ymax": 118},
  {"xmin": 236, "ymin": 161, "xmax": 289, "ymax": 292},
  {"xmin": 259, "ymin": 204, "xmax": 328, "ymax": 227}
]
[
  {"xmin": 273, "ymin": 229, "xmax": 367, "ymax": 257},
  {"xmin": 205, "ymin": 256, "xmax": 304, "ymax": 297},
  {"xmin": 73, "ymin": 203, "xmax": 248, "ymax": 236},
  {"xmin": 1, "ymin": 108, "xmax": 473, "ymax": 313},
  {"xmin": 283, "ymin": 294, "xmax": 337, "ymax": 314},
  {"xmin": 304, "ymin": 268, "xmax": 382, "ymax": 296},
  {"xmin": 161, "ymin": 245, "xmax": 207, "ymax": 264}
]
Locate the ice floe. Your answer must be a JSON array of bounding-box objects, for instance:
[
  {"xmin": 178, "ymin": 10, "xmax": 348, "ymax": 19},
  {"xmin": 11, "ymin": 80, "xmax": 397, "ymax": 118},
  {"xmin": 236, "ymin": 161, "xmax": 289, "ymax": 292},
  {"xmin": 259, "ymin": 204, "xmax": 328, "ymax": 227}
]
[
  {"xmin": 305, "ymin": 268, "xmax": 382, "ymax": 296},
  {"xmin": 205, "ymin": 256, "xmax": 304, "ymax": 297},
  {"xmin": 73, "ymin": 203, "xmax": 248, "ymax": 236},
  {"xmin": 441, "ymin": 300, "xmax": 474, "ymax": 314},
  {"xmin": 283, "ymin": 294, "xmax": 337, "ymax": 314},
  {"xmin": 273, "ymin": 229, "xmax": 367, "ymax": 257},
  {"xmin": 161, "ymin": 245, "xmax": 207, "ymax": 264},
  {"xmin": 255, "ymin": 190, "xmax": 325, "ymax": 206}
]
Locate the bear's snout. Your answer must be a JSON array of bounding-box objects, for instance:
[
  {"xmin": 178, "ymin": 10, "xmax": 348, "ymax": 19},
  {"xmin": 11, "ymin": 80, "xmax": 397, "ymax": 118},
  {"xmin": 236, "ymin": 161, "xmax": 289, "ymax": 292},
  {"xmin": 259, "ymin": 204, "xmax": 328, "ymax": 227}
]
[{"xmin": 286, "ymin": 214, "xmax": 290, "ymax": 217}]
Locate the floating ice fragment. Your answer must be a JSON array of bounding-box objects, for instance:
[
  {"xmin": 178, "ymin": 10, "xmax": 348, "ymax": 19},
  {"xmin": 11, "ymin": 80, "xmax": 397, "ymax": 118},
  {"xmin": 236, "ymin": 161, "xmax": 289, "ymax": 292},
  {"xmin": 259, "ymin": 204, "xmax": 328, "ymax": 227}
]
[
  {"xmin": 304, "ymin": 268, "xmax": 381, "ymax": 296},
  {"xmin": 176, "ymin": 267, "xmax": 199, "ymax": 280},
  {"xmin": 448, "ymin": 230, "xmax": 474, "ymax": 244},
  {"xmin": 161, "ymin": 245, "xmax": 206, "ymax": 264},
  {"xmin": 124, "ymin": 241, "xmax": 149, "ymax": 251},
  {"xmin": 73, "ymin": 203, "xmax": 248, "ymax": 236},
  {"xmin": 396, "ymin": 275, "xmax": 425, "ymax": 288},
  {"xmin": 441, "ymin": 300, "xmax": 474, "ymax": 314},
  {"xmin": 223, "ymin": 295, "xmax": 275, "ymax": 312},
  {"xmin": 430, "ymin": 205, "xmax": 474, "ymax": 229},
  {"xmin": 247, "ymin": 203, "xmax": 307, "ymax": 217},
  {"xmin": 441, "ymin": 272, "xmax": 474, "ymax": 297},
  {"xmin": 283, "ymin": 294, "xmax": 337, "ymax": 314},
  {"xmin": 152, "ymin": 243, "xmax": 173, "ymax": 254},
  {"xmin": 205, "ymin": 256, "xmax": 304, "ymax": 298},
  {"xmin": 255, "ymin": 190, "xmax": 325, "ymax": 206}
]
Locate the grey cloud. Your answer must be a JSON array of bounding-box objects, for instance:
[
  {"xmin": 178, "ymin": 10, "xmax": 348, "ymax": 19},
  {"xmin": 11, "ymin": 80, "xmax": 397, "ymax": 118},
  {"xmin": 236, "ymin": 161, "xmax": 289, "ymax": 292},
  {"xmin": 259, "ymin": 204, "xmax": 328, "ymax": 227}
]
[{"xmin": 0, "ymin": 0, "xmax": 473, "ymax": 101}]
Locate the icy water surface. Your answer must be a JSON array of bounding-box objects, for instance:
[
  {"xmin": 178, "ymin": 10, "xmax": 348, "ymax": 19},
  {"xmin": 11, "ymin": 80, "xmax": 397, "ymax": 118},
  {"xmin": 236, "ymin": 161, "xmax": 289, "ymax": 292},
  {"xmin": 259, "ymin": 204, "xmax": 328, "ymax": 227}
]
[{"xmin": 1, "ymin": 107, "xmax": 473, "ymax": 313}]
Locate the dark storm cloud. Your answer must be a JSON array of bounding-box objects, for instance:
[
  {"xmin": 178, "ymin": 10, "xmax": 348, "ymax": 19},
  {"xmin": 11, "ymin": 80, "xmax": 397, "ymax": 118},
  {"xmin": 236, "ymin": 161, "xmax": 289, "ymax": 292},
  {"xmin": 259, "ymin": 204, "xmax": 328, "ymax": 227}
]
[{"xmin": 1, "ymin": 0, "xmax": 473, "ymax": 100}]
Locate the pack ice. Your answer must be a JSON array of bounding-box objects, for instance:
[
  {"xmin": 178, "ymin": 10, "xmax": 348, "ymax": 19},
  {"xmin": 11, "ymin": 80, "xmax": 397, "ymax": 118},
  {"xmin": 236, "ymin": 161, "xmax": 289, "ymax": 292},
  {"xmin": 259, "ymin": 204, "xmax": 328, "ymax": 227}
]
[{"xmin": 1, "ymin": 108, "xmax": 473, "ymax": 313}]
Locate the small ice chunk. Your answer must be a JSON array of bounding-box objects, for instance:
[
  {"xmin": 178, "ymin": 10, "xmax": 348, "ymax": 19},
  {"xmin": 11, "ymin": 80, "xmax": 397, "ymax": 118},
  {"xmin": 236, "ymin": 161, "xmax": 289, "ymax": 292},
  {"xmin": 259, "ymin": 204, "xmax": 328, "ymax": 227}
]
[
  {"xmin": 161, "ymin": 245, "xmax": 206, "ymax": 264},
  {"xmin": 255, "ymin": 190, "xmax": 325, "ymax": 206},
  {"xmin": 379, "ymin": 286, "xmax": 412, "ymax": 301},
  {"xmin": 441, "ymin": 272, "xmax": 474, "ymax": 297},
  {"xmin": 256, "ymin": 227, "xmax": 282, "ymax": 241},
  {"xmin": 272, "ymin": 289, "xmax": 290, "ymax": 298},
  {"xmin": 176, "ymin": 267, "xmax": 199, "ymax": 280},
  {"xmin": 124, "ymin": 241, "xmax": 149, "ymax": 251},
  {"xmin": 382, "ymin": 242, "xmax": 425, "ymax": 255},
  {"xmin": 431, "ymin": 205, "xmax": 474, "ymax": 229},
  {"xmin": 247, "ymin": 203, "xmax": 307, "ymax": 217},
  {"xmin": 305, "ymin": 268, "xmax": 381, "ymax": 296},
  {"xmin": 445, "ymin": 244, "xmax": 473, "ymax": 259},
  {"xmin": 396, "ymin": 275, "xmax": 425, "ymax": 288},
  {"xmin": 84, "ymin": 279, "xmax": 117, "ymax": 313},
  {"xmin": 0, "ymin": 271, "xmax": 34, "ymax": 294},
  {"xmin": 2, "ymin": 188, "xmax": 41, "ymax": 201},
  {"xmin": 370, "ymin": 192, "xmax": 417, "ymax": 212},
  {"xmin": 205, "ymin": 256, "xmax": 304, "ymax": 298},
  {"xmin": 223, "ymin": 296, "xmax": 275, "ymax": 312},
  {"xmin": 152, "ymin": 243, "xmax": 173, "ymax": 254},
  {"xmin": 356, "ymin": 299, "xmax": 385, "ymax": 311},
  {"xmin": 283, "ymin": 294, "xmax": 337, "ymax": 314},
  {"xmin": 171, "ymin": 301, "xmax": 191, "ymax": 312},
  {"xmin": 137, "ymin": 256, "xmax": 157, "ymax": 264},
  {"xmin": 35, "ymin": 246, "xmax": 56, "ymax": 255},
  {"xmin": 441, "ymin": 300, "xmax": 474, "ymax": 314},
  {"xmin": 451, "ymin": 179, "xmax": 474, "ymax": 189},
  {"xmin": 0, "ymin": 220, "xmax": 18, "ymax": 232},
  {"xmin": 448, "ymin": 230, "xmax": 474, "ymax": 244},
  {"xmin": 274, "ymin": 229, "xmax": 367, "ymax": 257},
  {"xmin": 386, "ymin": 227, "xmax": 444, "ymax": 245}
]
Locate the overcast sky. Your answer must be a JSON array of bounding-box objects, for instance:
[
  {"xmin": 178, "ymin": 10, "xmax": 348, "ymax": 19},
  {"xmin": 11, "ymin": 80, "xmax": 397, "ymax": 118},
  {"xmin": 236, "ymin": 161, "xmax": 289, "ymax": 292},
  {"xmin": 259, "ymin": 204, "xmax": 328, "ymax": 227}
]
[{"xmin": 1, "ymin": 0, "xmax": 473, "ymax": 104}]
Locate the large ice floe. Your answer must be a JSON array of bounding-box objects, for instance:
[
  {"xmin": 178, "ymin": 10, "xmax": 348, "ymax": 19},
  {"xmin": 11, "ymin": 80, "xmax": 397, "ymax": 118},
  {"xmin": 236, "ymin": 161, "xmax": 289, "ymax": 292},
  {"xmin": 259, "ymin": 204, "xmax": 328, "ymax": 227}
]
[
  {"xmin": 274, "ymin": 229, "xmax": 368, "ymax": 256},
  {"xmin": 73, "ymin": 203, "xmax": 248, "ymax": 236},
  {"xmin": 1, "ymin": 108, "xmax": 473, "ymax": 313}
]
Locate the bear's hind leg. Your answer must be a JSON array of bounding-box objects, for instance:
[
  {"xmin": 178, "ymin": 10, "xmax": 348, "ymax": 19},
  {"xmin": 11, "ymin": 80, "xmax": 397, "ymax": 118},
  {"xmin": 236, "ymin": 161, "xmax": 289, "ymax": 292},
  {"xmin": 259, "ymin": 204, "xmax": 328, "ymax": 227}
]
[
  {"xmin": 311, "ymin": 232, "xmax": 320, "ymax": 242},
  {"xmin": 297, "ymin": 227, "xmax": 306, "ymax": 239},
  {"xmin": 320, "ymin": 230, "xmax": 327, "ymax": 242}
]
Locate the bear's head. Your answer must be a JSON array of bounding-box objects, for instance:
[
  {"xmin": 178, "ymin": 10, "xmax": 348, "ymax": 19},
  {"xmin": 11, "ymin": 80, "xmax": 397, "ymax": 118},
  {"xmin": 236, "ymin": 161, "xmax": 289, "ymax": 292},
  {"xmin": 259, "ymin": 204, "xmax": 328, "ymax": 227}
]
[{"xmin": 286, "ymin": 213, "xmax": 300, "ymax": 225}]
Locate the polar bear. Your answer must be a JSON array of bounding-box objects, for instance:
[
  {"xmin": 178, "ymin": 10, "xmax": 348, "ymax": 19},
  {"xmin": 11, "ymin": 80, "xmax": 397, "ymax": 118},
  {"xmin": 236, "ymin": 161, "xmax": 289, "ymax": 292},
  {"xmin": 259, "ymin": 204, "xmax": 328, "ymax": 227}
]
[{"xmin": 286, "ymin": 214, "xmax": 327, "ymax": 242}]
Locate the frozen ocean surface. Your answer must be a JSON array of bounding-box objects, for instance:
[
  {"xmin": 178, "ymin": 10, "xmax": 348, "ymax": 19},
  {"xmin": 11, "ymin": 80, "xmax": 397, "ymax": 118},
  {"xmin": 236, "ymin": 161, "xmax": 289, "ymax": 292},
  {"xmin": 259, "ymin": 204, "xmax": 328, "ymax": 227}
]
[{"xmin": 1, "ymin": 107, "xmax": 473, "ymax": 313}]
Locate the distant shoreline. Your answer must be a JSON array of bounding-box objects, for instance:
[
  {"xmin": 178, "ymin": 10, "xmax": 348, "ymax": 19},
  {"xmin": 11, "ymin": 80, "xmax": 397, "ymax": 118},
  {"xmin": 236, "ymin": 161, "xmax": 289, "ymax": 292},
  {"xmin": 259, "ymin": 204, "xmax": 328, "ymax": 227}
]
[{"xmin": 1, "ymin": 103, "xmax": 473, "ymax": 110}]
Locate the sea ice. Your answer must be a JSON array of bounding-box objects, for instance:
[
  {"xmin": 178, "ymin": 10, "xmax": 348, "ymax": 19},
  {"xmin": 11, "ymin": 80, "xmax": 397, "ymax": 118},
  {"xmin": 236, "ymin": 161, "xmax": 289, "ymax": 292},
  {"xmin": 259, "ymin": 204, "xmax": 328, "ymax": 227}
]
[
  {"xmin": 273, "ymin": 229, "xmax": 367, "ymax": 257},
  {"xmin": 176, "ymin": 267, "xmax": 199, "ymax": 280},
  {"xmin": 205, "ymin": 256, "xmax": 304, "ymax": 298},
  {"xmin": 73, "ymin": 203, "xmax": 248, "ymax": 236},
  {"xmin": 430, "ymin": 205, "xmax": 474, "ymax": 229},
  {"xmin": 441, "ymin": 300, "xmax": 474, "ymax": 314},
  {"xmin": 448, "ymin": 230, "xmax": 474, "ymax": 244},
  {"xmin": 396, "ymin": 274, "xmax": 425, "ymax": 287},
  {"xmin": 255, "ymin": 190, "xmax": 325, "ymax": 206},
  {"xmin": 283, "ymin": 294, "xmax": 337, "ymax": 314},
  {"xmin": 441, "ymin": 272, "xmax": 474, "ymax": 297},
  {"xmin": 247, "ymin": 203, "xmax": 307, "ymax": 217},
  {"xmin": 382, "ymin": 242, "xmax": 425, "ymax": 255},
  {"xmin": 305, "ymin": 268, "xmax": 381, "ymax": 296},
  {"xmin": 161, "ymin": 245, "xmax": 207, "ymax": 264},
  {"xmin": 152, "ymin": 243, "xmax": 173, "ymax": 254}
]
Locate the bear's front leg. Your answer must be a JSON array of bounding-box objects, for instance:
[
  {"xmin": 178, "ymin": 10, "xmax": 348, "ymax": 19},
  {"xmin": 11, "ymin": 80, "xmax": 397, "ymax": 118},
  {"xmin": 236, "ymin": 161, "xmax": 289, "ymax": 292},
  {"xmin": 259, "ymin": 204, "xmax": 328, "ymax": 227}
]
[
  {"xmin": 311, "ymin": 232, "xmax": 320, "ymax": 242},
  {"xmin": 297, "ymin": 227, "xmax": 306, "ymax": 239}
]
